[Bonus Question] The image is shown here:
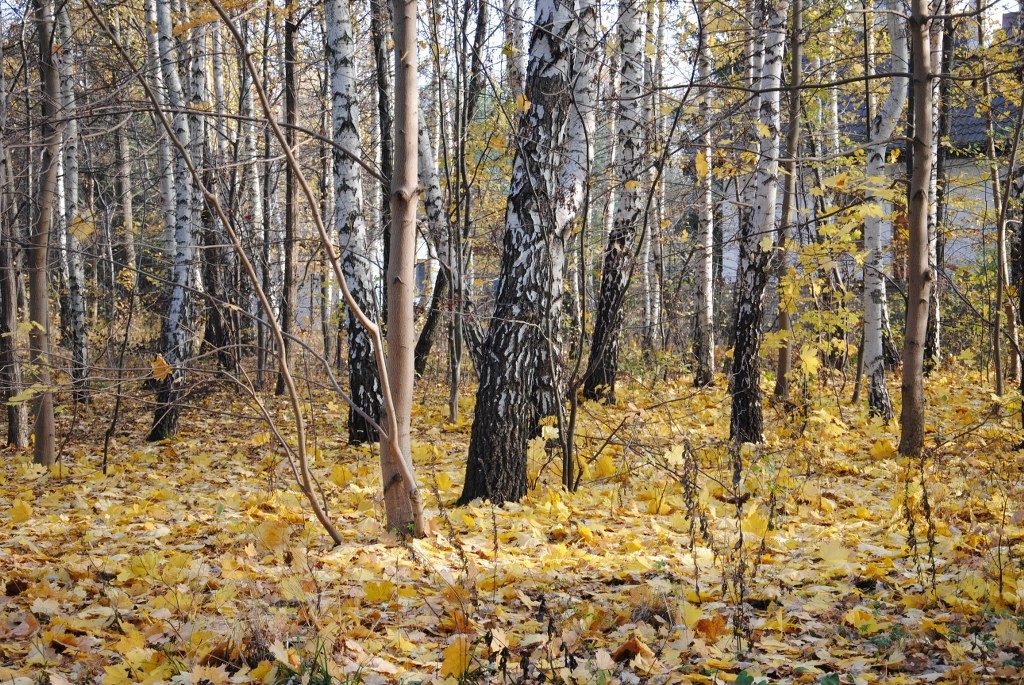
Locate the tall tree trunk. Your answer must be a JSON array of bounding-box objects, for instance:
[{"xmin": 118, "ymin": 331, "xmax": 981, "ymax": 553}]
[
  {"xmin": 459, "ymin": 0, "xmax": 588, "ymax": 505},
  {"xmin": 0, "ymin": 36, "xmax": 28, "ymax": 448},
  {"xmin": 57, "ymin": 6, "xmax": 89, "ymax": 401},
  {"xmin": 276, "ymin": 7, "xmax": 298, "ymax": 395},
  {"xmin": 380, "ymin": 0, "xmax": 425, "ymax": 534},
  {"xmin": 773, "ymin": 0, "xmax": 802, "ymax": 403},
  {"xmin": 583, "ymin": 0, "xmax": 646, "ymax": 404},
  {"xmin": 862, "ymin": 0, "xmax": 907, "ymax": 421},
  {"xmin": 930, "ymin": 9, "xmax": 952, "ymax": 376},
  {"xmin": 29, "ymin": 0, "xmax": 59, "ymax": 465},
  {"xmin": 729, "ymin": 0, "xmax": 788, "ymax": 444},
  {"xmin": 371, "ymin": 0, "xmax": 393, "ymax": 323},
  {"xmin": 899, "ymin": 0, "xmax": 934, "ymax": 458},
  {"xmin": 924, "ymin": 5, "xmax": 942, "ymax": 371},
  {"xmin": 326, "ymin": 0, "xmax": 384, "ymax": 444},
  {"xmin": 693, "ymin": 0, "xmax": 715, "ymax": 387},
  {"xmin": 143, "ymin": 0, "xmax": 176, "ymax": 260},
  {"xmin": 149, "ymin": 0, "xmax": 195, "ymax": 441}
]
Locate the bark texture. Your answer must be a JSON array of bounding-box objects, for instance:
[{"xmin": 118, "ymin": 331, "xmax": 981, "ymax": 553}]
[
  {"xmin": 899, "ymin": 0, "xmax": 934, "ymax": 458},
  {"xmin": 729, "ymin": 0, "xmax": 788, "ymax": 444},
  {"xmin": 459, "ymin": 0, "xmax": 588, "ymax": 505},
  {"xmin": 862, "ymin": 0, "xmax": 907, "ymax": 422},
  {"xmin": 583, "ymin": 0, "xmax": 645, "ymax": 404},
  {"xmin": 326, "ymin": 0, "xmax": 384, "ymax": 444}
]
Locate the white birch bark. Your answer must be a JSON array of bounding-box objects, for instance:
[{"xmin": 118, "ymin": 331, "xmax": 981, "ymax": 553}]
[
  {"xmin": 729, "ymin": 0, "xmax": 787, "ymax": 444},
  {"xmin": 57, "ymin": 5, "xmax": 89, "ymax": 399},
  {"xmin": 862, "ymin": 0, "xmax": 907, "ymax": 421},
  {"xmin": 149, "ymin": 0, "xmax": 195, "ymax": 440},
  {"xmin": 326, "ymin": 0, "xmax": 384, "ymax": 443},
  {"xmin": 460, "ymin": 0, "xmax": 589, "ymax": 504},
  {"xmin": 143, "ymin": 0, "xmax": 175, "ymax": 258},
  {"xmin": 583, "ymin": 0, "xmax": 644, "ymax": 403}
]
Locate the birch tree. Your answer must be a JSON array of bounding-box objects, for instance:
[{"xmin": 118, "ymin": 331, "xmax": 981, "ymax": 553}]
[
  {"xmin": 459, "ymin": 0, "xmax": 590, "ymax": 505},
  {"xmin": 729, "ymin": 0, "xmax": 788, "ymax": 444},
  {"xmin": 584, "ymin": 0, "xmax": 646, "ymax": 404},
  {"xmin": 149, "ymin": 0, "xmax": 195, "ymax": 441},
  {"xmin": 57, "ymin": 6, "xmax": 89, "ymax": 401},
  {"xmin": 693, "ymin": 0, "xmax": 715, "ymax": 388},
  {"xmin": 862, "ymin": 0, "xmax": 907, "ymax": 421},
  {"xmin": 326, "ymin": 0, "xmax": 384, "ymax": 444}
]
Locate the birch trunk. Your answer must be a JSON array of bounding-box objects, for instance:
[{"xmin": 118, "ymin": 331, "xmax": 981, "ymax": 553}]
[
  {"xmin": 537, "ymin": 0, "xmax": 595, "ymax": 420},
  {"xmin": 57, "ymin": 6, "xmax": 89, "ymax": 401},
  {"xmin": 459, "ymin": 0, "xmax": 588, "ymax": 505},
  {"xmin": 583, "ymin": 0, "xmax": 645, "ymax": 404},
  {"xmin": 862, "ymin": 0, "xmax": 907, "ymax": 421},
  {"xmin": 729, "ymin": 0, "xmax": 787, "ymax": 444},
  {"xmin": 693, "ymin": 0, "xmax": 715, "ymax": 387},
  {"xmin": 149, "ymin": 0, "xmax": 195, "ymax": 441},
  {"xmin": 326, "ymin": 0, "xmax": 384, "ymax": 444}
]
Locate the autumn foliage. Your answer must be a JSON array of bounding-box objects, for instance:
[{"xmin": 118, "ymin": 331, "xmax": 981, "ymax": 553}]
[{"xmin": 2, "ymin": 365, "xmax": 1023, "ymax": 684}]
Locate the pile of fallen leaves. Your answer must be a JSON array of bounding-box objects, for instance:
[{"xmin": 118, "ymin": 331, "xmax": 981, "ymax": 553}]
[{"xmin": 2, "ymin": 367, "xmax": 1023, "ymax": 684}]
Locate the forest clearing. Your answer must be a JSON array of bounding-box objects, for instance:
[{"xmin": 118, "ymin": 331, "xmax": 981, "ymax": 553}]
[{"xmin": 2, "ymin": 368, "xmax": 1023, "ymax": 684}]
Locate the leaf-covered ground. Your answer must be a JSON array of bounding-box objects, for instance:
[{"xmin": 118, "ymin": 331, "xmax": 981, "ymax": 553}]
[{"xmin": 2, "ymin": 369, "xmax": 1024, "ymax": 684}]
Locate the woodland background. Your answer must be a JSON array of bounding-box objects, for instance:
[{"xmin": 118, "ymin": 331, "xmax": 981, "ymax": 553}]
[{"xmin": 1, "ymin": 0, "xmax": 1024, "ymax": 681}]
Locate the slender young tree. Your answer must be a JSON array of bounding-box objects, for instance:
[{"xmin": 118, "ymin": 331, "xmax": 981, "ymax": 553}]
[
  {"xmin": 276, "ymin": 5, "xmax": 299, "ymax": 396},
  {"xmin": 729, "ymin": 0, "xmax": 788, "ymax": 444},
  {"xmin": 149, "ymin": 0, "xmax": 195, "ymax": 441},
  {"xmin": 0, "ymin": 35, "xmax": 28, "ymax": 448},
  {"xmin": 326, "ymin": 0, "xmax": 384, "ymax": 444},
  {"xmin": 29, "ymin": 0, "xmax": 59, "ymax": 464},
  {"xmin": 57, "ymin": 6, "xmax": 89, "ymax": 401},
  {"xmin": 583, "ymin": 0, "xmax": 646, "ymax": 404},
  {"xmin": 773, "ymin": 0, "xmax": 801, "ymax": 403},
  {"xmin": 862, "ymin": 0, "xmax": 907, "ymax": 421},
  {"xmin": 380, "ymin": 0, "xmax": 426, "ymax": 533},
  {"xmin": 899, "ymin": 0, "xmax": 934, "ymax": 457},
  {"xmin": 693, "ymin": 0, "xmax": 715, "ymax": 388}
]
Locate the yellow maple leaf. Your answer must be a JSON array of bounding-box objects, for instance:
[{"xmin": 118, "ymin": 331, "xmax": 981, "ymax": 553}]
[
  {"xmin": 255, "ymin": 520, "xmax": 290, "ymax": 551},
  {"xmin": 189, "ymin": 665, "xmax": 229, "ymax": 685},
  {"xmin": 9, "ymin": 499, "xmax": 32, "ymax": 523},
  {"xmin": 440, "ymin": 635, "xmax": 472, "ymax": 678},
  {"xmin": 817, "ymin": 539, "xmax": 850, "ymax": 565},
  {"xmin": 151, "ymin": 354, "xmax": 172, "ymax": 381},
  {"xmin": 595, "ymin": 453, "xmax": 616, "ymax": 479},
  {"xmin": 798, "ymin": 345, "xmax": 821, "ymax": 376},
  {"xmin": 364, "ymin": 580, "xmax": 395, "ymax": 603},
  {"xmin": 869, "ymin": 438, "xmax": 898, "ymax": 460},
  {"xmin": 843, "ymin": 607, "xmax": 887, "ymax": 635}
]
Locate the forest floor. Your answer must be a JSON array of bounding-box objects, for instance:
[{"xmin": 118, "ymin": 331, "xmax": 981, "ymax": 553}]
[{"xmin": 2, "ymin": 365, "xmax": 1024, "ymax": 684}]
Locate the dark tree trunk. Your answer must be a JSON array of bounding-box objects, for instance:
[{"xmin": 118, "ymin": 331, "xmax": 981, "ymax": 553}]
[
  {"xmin": 276, "ymin": 6, "xmax": 298, "ymax": 395},
  {"xmin": 459, "ymin": 0, "xmax": 583, "ymax": 505}
]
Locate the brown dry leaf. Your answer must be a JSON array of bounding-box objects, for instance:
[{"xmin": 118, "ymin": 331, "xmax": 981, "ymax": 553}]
[
  {"xmin": 611, "ymin": 631, "xmax": 655, "ymax": 663},
  {"xmin": 694, "ymin": 615, "xmax": 728, "ymax": 641}
]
